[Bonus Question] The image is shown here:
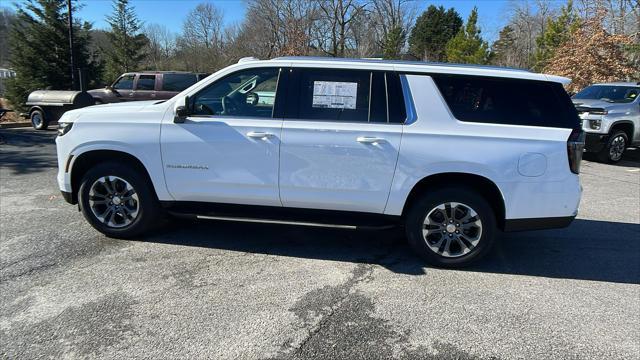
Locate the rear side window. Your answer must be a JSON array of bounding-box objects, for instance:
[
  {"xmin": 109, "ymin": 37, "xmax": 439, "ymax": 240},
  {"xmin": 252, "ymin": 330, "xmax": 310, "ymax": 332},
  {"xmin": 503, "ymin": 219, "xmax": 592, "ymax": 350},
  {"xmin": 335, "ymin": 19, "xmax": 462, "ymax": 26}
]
[
  {"xmin": 136, "ymin": 75, "xmax": 156, "ymax": 90},
  {"xmin": 163, "ymin": 74, "xmax": 198, "ymax": 92},
  {"xmin": 432, "ymin": 75, "xmax": 580, "ymax": 129},
  {"xmin": 289, "ymin": 68, "xmax": 406, "ymax": 123},
  {"xmin": 298, "ymin": 69, "xmax": 371, "ymax": 122}
]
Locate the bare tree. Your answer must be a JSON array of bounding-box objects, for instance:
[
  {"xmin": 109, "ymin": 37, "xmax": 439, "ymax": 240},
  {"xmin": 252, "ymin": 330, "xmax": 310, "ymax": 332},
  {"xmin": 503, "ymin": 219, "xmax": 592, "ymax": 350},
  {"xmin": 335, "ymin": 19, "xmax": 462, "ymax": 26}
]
[
  {"xmin": 143, "ymin": 23, "xmax": 175, "ymax": 70},
  {"xmin": 315, "ymin": 0, "xmax": 365, "ymax": 57},
  {"xmin": 502, "ymin": 0, "xmax": 558, "ymax": 68},
  {"xmin": 240, "ymin": 0, "xmax": 318, "ymax": 58},
  {"xmin": 177, "ymin": 2, "xmax": 226, "ymax": 71},
  {"xmin": 369, "ymin": 0, "xmax": 416, "ymax": 56},
  {"xmin": 350, "ymin": 12, "xmax": 379, "ymax": 57},
  {"xmin": 182, "ymin": 2, "xmax": 224, "ymax": 49},
  {"xmin": 576, "ymin": 0, "xmax": 638, "ymax": 35}
]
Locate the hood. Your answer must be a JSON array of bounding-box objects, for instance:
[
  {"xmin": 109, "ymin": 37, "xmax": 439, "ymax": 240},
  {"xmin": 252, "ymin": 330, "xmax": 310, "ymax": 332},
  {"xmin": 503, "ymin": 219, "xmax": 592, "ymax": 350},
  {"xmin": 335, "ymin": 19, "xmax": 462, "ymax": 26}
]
[
  {"xmin": 80, "ymin": 100, "xmax": 161, "ymax": 113},
  {"xmin": 59, "ymin": 100, "xmax": 167, "ymax": 123},
  {"xmin": 571, "ymin": 98, "xmax": 623, "ymax": 109}
]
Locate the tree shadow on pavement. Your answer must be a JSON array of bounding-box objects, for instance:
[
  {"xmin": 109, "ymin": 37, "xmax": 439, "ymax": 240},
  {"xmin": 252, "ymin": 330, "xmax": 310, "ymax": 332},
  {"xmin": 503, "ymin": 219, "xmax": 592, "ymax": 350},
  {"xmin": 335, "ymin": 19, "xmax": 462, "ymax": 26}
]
[
  {"xmin": 470, "ymin": 219, "xmax": 640, "ymax": 284},
  {"xmin": 0, "ymin": 129, "xmax": 58, "ymax": 175},
  {"xmin": 583, "ymin": 147, "xmax": 640, "ymax": 167},
  {"xmin": 146, "ymin": 217, "xmax": 640, "ymax": 284}
]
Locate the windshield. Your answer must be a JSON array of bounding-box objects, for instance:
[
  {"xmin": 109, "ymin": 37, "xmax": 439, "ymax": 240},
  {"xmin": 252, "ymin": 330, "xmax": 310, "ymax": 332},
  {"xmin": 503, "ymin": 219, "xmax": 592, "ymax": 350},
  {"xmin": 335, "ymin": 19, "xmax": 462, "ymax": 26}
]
[{"xmin": 573, "ymin": 85, "xmax": 639, "ymax": 103}]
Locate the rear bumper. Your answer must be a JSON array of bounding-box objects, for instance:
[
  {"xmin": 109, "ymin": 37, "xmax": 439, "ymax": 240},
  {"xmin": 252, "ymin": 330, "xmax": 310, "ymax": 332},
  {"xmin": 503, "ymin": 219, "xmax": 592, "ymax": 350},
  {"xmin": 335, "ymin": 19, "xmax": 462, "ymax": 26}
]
[
  {"xmin": 585, "ymin": 132, "xmax": 608, "ymax": 153},
  {"xmin": 503, "ymin": 216, "xmax": 575, "ymax": 232}
]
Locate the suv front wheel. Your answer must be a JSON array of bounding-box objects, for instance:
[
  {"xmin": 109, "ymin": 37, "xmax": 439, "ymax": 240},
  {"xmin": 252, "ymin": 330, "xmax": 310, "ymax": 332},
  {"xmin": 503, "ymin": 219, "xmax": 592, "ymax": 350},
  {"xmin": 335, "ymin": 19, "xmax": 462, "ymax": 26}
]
[
  {"xmin": 78, "ymin": 162, "xmax": 162, "ymax": 238},
  {"xmin": 405, "ymin": 187, "xmax": 496, "ymax": 267}
]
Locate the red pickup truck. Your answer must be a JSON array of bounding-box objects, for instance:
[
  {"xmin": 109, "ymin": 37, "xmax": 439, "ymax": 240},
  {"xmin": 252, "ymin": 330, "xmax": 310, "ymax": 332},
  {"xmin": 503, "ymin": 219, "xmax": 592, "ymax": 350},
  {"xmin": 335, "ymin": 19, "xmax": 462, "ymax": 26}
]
[{"xmin": 88, "ymin": 71, "xmax": 209, "ymax": 104}]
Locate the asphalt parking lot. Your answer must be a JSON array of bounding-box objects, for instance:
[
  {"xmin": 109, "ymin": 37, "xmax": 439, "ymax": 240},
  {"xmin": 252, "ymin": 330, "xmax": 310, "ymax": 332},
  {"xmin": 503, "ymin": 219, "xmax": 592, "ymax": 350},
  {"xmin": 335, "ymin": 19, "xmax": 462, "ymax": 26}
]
[{"xmin": 1, "ymin": 128, "xmax": 639, "ymax": 359}]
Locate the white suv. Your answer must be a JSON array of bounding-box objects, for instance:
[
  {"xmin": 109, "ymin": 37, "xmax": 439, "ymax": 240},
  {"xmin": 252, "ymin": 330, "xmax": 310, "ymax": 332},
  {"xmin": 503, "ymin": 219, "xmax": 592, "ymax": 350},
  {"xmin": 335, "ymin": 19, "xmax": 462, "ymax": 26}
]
[{"xmin": 56, "ymin": 57, "xmax": 583, "ymax": 267}]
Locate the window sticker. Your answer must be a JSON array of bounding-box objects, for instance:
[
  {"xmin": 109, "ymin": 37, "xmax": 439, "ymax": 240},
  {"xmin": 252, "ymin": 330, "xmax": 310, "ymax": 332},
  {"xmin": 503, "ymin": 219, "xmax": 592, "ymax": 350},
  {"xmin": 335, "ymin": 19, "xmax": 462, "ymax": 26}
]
[{"xmin": 312, "ymin": 81, "xmax": 358, "ymax": 109}]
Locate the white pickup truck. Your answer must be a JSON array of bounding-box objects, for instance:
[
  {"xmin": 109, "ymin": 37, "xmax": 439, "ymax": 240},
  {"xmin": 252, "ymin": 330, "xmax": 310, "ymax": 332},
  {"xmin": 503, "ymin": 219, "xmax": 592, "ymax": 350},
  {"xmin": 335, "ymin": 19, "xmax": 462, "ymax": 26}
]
[{"xmin": 55, "ymin": 57, "xmax": 583, "ymax": 267}]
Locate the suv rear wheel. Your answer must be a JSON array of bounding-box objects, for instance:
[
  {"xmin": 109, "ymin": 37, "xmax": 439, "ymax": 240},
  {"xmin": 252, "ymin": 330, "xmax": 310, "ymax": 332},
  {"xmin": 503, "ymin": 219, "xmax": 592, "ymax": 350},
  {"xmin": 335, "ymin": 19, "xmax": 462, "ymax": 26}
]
[
  {"xmin": 598, "ymin": 130, "xmax": 627, "ymax": 163},
  {"xmin": 78, "ymin": 162, "xmax": 162, "ymax": 238},
  {"xmin": 405, "ymin": 187, "xmax": 496, "ymax": 267}
]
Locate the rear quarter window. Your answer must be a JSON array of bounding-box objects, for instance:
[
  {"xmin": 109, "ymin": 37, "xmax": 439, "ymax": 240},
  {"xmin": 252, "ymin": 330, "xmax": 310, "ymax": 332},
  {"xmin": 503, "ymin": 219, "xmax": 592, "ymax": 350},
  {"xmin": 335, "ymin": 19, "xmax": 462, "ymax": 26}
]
[
  {"xmin": 163, "ymin": 74, "xmax": 198, "ymax": 92},
  {"xmin": 431, "ymin": 75, "xmax": 580, "ymax": 129}
]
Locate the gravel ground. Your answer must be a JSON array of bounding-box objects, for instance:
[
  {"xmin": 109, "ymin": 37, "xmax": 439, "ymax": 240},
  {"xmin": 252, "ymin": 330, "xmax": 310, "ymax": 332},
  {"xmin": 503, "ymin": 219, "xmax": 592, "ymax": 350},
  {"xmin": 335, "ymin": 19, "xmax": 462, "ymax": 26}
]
[{"xmin": 1, "ymin": 128, "xmax": 639, "ymax": 359}]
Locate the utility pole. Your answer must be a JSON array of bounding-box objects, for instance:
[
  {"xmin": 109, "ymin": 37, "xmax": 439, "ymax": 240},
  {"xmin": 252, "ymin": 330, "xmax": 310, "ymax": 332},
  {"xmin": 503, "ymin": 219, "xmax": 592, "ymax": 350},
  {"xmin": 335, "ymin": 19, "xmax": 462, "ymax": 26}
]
[{"xmin": 67, "ymin": 0, "xmax": 77, "ymax": 90}]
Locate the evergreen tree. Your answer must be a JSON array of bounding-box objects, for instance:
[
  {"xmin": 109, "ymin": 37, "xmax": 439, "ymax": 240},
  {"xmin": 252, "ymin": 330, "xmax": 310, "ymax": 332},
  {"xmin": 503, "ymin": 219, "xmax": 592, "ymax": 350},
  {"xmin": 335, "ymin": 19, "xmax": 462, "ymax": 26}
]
[
  {"xmin": 6, "ymin": 0, "xmax": 102, "ymax": 110},
  {"xmin": 445, "ymin": 7, "xmax": 489, "ymax": 64},
  {"xmin": 408, "ymin": 5, "xmax": 462, "ymax": 62},
  {"xmin": 491, "ymin": 25, "xmax": 517, "ymax": 67},
  {"xmin": 533, "ymin": 0, "xmax": 580, "ymax": 72},
  {"xmin": 105, "ymin": 0, "xmax": 147, "ymax": 80},
  {"xmin": 382, "ymin": 25, "xmax": 405, "ymax": 60}
]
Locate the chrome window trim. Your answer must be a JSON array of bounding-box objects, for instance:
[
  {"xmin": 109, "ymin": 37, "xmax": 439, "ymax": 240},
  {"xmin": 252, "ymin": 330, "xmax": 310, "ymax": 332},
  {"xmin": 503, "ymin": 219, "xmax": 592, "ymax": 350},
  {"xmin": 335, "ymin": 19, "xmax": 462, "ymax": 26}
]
[{"xmin": 400, "ymin": 74, "xmax": 417, "ymax": 125}]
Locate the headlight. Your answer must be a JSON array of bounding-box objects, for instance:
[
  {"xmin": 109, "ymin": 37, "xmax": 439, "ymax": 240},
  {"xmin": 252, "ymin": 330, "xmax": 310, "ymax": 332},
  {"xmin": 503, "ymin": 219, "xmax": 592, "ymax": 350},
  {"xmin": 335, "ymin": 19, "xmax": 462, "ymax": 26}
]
[
  {"xmin": 589, "ymin": 119, "xmax": 601, "ymax": 130},
  {"xmin": 57, "ymin": 122, "xmax": 73, "ymax": 136}
]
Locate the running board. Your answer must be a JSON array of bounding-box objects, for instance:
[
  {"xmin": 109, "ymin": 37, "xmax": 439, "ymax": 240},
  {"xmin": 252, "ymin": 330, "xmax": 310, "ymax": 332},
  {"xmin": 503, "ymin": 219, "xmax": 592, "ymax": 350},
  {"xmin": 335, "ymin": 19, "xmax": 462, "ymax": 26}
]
[
  {"xmin": 164, "ymin": 202, "xmax": 400, "ymax": 230},
  {"xmin": 195, "ymin": 215, "xmax": 359, "ymax": 229}
]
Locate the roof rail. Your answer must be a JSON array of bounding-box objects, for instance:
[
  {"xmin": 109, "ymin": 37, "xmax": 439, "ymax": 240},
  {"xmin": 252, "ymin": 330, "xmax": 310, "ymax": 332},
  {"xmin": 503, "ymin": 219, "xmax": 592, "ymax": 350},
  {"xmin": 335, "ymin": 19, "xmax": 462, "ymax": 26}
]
[
  {"xmin": 271, "ymin": 56, "xmax": 533, "ymax": 73},
  {"xmin": 238, "ymin": 57, "xmax": 259, "ymax": 63}
]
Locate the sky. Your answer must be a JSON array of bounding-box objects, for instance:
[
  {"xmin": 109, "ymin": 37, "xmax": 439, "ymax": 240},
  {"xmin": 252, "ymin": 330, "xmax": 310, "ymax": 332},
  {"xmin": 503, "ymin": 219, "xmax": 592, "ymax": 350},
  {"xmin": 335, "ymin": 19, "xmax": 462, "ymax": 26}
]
[{"xmin": 9, "ymin": 0, "xmax": 566, "ymax": 43}]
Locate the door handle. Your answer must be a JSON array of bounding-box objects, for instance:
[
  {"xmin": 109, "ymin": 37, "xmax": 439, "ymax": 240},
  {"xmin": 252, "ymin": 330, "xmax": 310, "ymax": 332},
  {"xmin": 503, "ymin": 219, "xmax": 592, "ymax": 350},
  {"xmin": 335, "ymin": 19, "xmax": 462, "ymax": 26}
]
[
  {"xmin": 246, "ymin": 131, "xmax": 274, "ymax": 139},
  {"xmin": 356, "ymin": 136, "xmax": 385, "ymax": 144}
]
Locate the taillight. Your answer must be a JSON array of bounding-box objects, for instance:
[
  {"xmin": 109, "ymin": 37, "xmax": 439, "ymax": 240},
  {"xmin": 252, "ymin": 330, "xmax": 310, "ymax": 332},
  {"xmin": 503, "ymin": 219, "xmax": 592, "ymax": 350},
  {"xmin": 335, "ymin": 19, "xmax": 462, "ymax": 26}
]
[{"xmin": 567, "ymin": 128, "xmax": 585, "ymax": 174}]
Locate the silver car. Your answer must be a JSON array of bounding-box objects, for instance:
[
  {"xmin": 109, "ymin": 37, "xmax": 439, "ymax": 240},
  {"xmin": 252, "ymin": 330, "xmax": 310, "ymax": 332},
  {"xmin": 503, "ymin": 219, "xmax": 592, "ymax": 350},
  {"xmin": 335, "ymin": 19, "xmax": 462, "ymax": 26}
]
[{"xmin": 572, "ymin": 82, "xmax": 640, "ymax": 163}]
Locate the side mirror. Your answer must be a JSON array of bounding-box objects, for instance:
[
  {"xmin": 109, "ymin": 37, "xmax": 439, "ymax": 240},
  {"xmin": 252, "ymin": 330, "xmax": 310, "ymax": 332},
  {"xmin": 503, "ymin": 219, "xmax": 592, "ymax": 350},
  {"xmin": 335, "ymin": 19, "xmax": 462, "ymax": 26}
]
[{"xmin": 174, "ymin": 96, "xmax": 190, "ymax": 123}]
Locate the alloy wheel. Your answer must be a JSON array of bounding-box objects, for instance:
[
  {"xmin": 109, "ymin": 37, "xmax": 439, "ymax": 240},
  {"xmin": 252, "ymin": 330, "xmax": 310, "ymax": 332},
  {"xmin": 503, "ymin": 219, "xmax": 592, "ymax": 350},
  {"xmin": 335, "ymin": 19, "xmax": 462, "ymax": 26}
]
[
  {"xmin": 88, "ymin": 176, "xmax": 139, "ymax": 228},
  {"xmin": 609, "ymin": 135, "xmax": 626, "ymax": 162},
  {"xmin": 422, "ymin": 202, "xmax": 483, "ymax": 258}
]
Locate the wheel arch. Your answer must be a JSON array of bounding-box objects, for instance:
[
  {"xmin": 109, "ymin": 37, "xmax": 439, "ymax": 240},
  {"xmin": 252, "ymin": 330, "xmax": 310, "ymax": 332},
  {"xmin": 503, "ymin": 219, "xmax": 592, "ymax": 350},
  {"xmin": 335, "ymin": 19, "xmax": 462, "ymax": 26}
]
[
  {"xmin": 29, "ymin": 106, "xmax": 45, "ymax": 116},
  {"xmin": 400, "ymin": 172, "xmax": 506, "ymax": 230},
  {"xmin": 69, "ymin": 149, "xmax": 157, "ymax": 204},
  {"xmin": 610, "ymin": 121, "xmax": 634, "ymax": 140},
  {"xmin": 29, "ymin": 106, "xmax": 48, "ymax": 121}
]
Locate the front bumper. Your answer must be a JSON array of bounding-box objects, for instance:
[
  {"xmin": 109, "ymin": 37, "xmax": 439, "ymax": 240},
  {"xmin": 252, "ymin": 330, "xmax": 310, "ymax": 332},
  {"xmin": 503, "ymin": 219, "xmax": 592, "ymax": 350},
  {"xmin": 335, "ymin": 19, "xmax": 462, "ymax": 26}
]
[
  {"xmin": 584, "ymin": 132, "xmax": 608, "ymax": 153},
  {"xmin": 61, "ymin": 190, "xmax": 76, "ymax": 204}
]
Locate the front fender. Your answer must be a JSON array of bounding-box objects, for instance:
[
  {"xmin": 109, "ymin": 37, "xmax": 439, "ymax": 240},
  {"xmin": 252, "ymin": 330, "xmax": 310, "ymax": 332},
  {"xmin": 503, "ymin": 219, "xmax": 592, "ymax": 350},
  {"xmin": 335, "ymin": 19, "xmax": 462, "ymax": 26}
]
[{"xmin": 68, "ymin": 142, "xmax": 172, "ymax": 202}]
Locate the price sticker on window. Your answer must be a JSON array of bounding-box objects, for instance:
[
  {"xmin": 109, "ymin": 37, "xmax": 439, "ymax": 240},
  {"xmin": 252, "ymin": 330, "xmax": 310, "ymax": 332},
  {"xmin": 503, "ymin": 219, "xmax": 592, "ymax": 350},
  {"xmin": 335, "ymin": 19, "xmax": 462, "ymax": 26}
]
[{"xmin": 312, "ymin": 81, "xmax": 358, "ymax": 109}]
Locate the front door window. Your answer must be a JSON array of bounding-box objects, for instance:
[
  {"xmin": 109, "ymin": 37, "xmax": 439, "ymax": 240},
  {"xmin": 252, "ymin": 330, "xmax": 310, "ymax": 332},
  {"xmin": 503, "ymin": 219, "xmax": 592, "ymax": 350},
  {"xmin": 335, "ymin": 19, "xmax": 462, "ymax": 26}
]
[
  {"xmin": 113, "ymin": 75, "xmax": 135, "ymax": 90},
  {"xmin": 190, "ymin": 68, "xmax": 280, "ymax": 118}
]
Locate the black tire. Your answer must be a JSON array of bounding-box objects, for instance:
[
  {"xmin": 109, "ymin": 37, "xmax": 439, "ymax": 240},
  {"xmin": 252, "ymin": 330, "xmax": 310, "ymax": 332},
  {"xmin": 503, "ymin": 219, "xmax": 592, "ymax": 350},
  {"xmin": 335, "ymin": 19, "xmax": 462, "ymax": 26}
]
[
  {"xmin": 30, "ymin": 109, "xmax": 48, "ymax": 130},
  {"xmin": 78, "ymin": 162, "xmax": 162, "ymax": 238},
  {"xmin": 405, "ymin": 186, "xmax": 496, "ymax": 268},
  {"xmin": 597, "ymin": 130, "xmax": 627, "ymax": 163}
]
